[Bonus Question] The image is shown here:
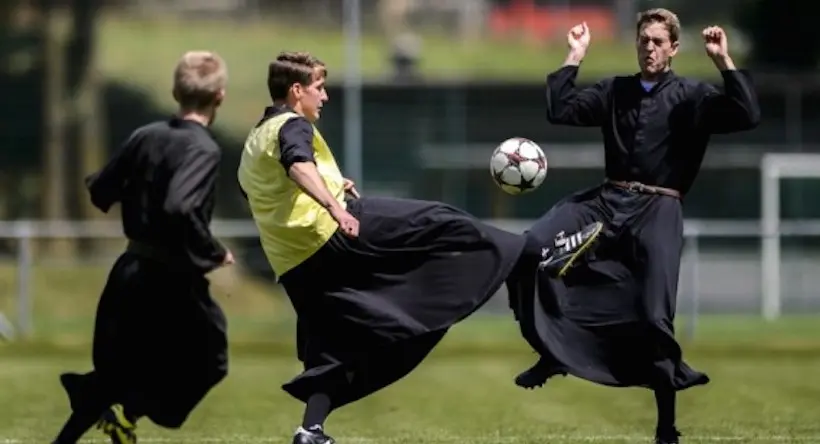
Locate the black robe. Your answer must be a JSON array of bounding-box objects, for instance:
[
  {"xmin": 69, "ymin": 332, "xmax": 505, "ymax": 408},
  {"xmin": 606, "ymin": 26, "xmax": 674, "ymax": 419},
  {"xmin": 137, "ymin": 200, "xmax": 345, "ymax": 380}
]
[
  {"xmin": 508, "ymin": 185, "xmax": 709, "ymax": 391},
  {"xmin": 60, "ymin": 117, "xmax": 229, "ymax": 429},
  {"xmin": 279, "ymin": 196, "xmax": 526, "ymax": 408},
  {"xmin": 507, "ymin": 66, "xmax": 760, "ymax": 392}
]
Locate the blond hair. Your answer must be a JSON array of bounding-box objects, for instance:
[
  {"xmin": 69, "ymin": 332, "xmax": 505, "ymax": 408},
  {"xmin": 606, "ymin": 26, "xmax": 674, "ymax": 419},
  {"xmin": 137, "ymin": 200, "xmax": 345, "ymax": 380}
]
[
  {"xmin": 267, "ymin": 51, "xmax": 327, "ymax": 101},
  {"xmin": 637, "ymin": 8, "xmax": 681, "ymax": 43},
  {"xmin": 173, "ymin": 51, "xmax": 228, "ymax": 110}
]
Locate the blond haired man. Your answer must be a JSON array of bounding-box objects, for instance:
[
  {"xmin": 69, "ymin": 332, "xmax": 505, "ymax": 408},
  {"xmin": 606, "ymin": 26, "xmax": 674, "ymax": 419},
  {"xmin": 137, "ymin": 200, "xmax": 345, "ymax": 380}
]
[
  {"xmin": 52, "ymin": 51, "xmax": 233, "ymax": 444},
  {"xmin": 507, "ymin": 9, "xmax": 760, "ymax": 444}
]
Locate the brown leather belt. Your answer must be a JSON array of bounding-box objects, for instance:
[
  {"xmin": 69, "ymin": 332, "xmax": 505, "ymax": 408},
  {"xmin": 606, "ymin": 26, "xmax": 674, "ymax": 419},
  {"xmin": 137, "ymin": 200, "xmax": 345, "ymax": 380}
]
[{"xmin": 607, "ymin": 180, "xmax": 681, "ymax": 199}]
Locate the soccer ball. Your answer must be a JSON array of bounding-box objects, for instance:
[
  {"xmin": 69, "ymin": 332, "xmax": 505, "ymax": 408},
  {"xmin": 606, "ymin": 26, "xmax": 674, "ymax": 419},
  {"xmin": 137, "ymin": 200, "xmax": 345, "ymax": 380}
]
[{"xmin": 489, "ymin": 137, "xmax": 548, "ymax": 195}]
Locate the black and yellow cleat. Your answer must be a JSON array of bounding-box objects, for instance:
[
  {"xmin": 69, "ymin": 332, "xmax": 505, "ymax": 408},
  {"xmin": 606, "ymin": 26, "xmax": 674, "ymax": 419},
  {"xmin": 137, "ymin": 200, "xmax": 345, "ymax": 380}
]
[
  {"xmin": 538, "ymin": 222, "xmax": 604, "ymax": 278},
  {"xmin": 96, "ymin": 404, "xmax": 137, "ymax": 444}
]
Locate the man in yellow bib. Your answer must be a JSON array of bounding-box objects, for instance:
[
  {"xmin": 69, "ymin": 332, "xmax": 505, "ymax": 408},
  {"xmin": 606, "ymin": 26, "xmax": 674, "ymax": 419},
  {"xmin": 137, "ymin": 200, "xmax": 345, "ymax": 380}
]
[{"xmin": 238, "ymin": 52, "xmax": 526, "ymax": 444}]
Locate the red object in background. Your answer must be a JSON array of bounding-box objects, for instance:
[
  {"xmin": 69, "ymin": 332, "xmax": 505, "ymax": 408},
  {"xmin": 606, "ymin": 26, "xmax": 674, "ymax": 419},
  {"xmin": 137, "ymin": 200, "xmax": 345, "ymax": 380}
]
[{"xmin": 489, "ymin": 0, "xmax": 616, "ymax": 42}]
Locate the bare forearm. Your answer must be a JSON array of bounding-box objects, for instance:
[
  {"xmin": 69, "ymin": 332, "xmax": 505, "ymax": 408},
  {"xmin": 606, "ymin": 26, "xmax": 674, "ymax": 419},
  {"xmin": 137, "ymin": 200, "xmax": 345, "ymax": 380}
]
[
  {"xmin": 288, "ymin": 162, "xmax": 344, "ymax": 211},
  {"xmin": 563, "ymin": 50, "xmax": 585, "ymax": 67},
  {"xmin": 711, "ymin": 54, "xmax": 736, "ymax": 71}
]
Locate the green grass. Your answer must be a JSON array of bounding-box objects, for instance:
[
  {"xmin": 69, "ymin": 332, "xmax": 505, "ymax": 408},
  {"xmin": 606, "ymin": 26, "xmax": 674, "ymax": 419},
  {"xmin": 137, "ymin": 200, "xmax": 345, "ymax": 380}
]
[
  {"xmin": 1, "ymin": 344, "xmax": 819, "ymax": 443},
  {"xmin": 0, "ymin": 262, "xmax": 818, "ymax": 442},
  {"xmin": 0, "ymin": 259, "xmax": 818, "ymax": 356},
  {"xmin": 0, "ymin": 258, "xmax": 293, "ymax": 347},
  {"xmin": 97, "ymin": 14, "xmax": 724, "ymax": 134},
  {"xmin": 0, "ymin": 260, "xmax": 819, "ymax": 352}
]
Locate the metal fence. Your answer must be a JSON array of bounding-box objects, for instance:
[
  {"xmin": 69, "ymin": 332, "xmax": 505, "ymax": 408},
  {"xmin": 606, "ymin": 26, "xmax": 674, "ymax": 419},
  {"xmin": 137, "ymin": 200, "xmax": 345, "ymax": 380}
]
[{"xmin": 1, "ymin": 217, "xmax": 819, "ymax": 342}]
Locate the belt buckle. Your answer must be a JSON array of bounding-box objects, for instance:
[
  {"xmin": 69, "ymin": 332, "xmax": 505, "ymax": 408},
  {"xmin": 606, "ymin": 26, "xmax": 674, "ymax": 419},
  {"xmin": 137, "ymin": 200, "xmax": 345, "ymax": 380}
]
[{"xmin": 626, "ymin": 181, "xmax": 644, "ymax": 192}]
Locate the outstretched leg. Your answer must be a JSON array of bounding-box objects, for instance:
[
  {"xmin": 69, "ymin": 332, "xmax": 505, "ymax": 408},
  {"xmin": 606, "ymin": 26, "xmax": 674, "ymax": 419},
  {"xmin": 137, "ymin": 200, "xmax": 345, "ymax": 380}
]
[
  {"xmin": 539, "ymin": 221, "xmax": 605, "ymax": 278},
  {"xmin": 510, "ymin": 196, "xmax": 608, "ymax": 389},
  {"xmin": 510, "ymin": 221, "xmax": 603, "ymax": 390}
]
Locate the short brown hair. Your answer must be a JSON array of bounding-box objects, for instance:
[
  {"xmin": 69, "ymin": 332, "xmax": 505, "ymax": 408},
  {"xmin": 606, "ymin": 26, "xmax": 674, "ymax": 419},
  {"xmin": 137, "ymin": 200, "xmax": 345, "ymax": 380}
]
[
  {"xmin": 267, "ymin": 51, "xmax": 328, "ymax": 101},
  {"xmin": 636, "ymin": 8, "xmax": 681, "ymax": 43},
  {"xmin": 173, "ymin": 51, "xmax": 228, "ymax": 110}
]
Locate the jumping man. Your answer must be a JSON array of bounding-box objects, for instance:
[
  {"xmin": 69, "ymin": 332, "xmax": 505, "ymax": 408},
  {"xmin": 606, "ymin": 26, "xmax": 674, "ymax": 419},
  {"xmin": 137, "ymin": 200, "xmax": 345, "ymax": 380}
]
[{"xmin": 507, "ymin": 9, "xmax": 760, "ymax": 444}]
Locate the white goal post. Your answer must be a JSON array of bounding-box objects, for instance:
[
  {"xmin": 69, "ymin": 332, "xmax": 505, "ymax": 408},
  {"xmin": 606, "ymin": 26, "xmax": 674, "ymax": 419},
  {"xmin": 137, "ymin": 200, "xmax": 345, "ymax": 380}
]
[{"xmin": 761, "ymin": 153, "xmax": 820, "ymax": 320}]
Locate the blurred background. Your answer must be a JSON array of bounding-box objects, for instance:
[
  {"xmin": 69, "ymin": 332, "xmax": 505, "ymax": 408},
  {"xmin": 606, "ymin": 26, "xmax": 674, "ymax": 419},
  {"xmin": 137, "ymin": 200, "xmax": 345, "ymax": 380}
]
[
  {"xmin": 0, "ymin": 0, "xmax": 815, "ymax": 346},
  {"xmin": 3, "ymin": 1, "xmax": 820, "ymax": 441}
]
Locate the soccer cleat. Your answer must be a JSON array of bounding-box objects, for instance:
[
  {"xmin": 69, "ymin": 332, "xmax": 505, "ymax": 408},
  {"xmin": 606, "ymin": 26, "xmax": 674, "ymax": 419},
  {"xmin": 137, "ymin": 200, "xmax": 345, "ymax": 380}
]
[
  {"xmin": 514, "ymin": 357, "xmax": 567, "ymax": 389},
  {"xmin": 293, "ymin": 425, "xmax": 335, "ymax": 444},
  {"xmin": 96, "ymin": 404, "xmax": 137, "ymax": 444},
  {"xmin": 538, "ymin": 221, "xmax": 604, "ymax": 278},
  {"xmin": 655, "ymin": 427, "xmax": 682, "ymax": 444}
]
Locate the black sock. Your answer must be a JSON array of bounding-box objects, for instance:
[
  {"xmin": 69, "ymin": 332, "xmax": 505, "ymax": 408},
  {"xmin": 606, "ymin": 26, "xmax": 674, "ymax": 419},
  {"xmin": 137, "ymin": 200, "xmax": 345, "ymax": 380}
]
[
  {"xmin": 54, "ymin": 410, "xmax": 103, "ymax": 444},
  {"xmin": 122, "ymin": 404, "xmax": 144, "ymax": 424},
  {"xmin": 302, "ymin": 393, "xmax": 332, "ymax": 430},
  {"xmin": 121, "ymin": 391, "xmax": 148, "ymax": 424},
  {"xmin": 654, "ymin": 387, "xmax": 677, "ymax": 434}
]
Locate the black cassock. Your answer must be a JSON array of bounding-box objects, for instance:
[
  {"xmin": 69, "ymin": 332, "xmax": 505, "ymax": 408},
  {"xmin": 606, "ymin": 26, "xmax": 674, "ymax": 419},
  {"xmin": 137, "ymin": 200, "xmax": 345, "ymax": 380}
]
[
  {"xmin": 254, "ymin": 106, "xmax": 527, "ymax": 409},
  {"xmin": 279, "ymin": 196, "xmax": 525, "ymax": 409},
  {"xmin": 508, "ymin": 66, "xmax": 760, "ymax": 392},
  {"xmin": 61, "ymin": 117, "xmax": 229, "ymax": 428}
]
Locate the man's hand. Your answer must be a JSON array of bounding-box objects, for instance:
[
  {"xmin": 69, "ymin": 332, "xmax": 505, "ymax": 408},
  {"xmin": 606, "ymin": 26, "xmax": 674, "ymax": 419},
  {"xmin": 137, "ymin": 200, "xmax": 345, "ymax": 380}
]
[
  {"xmin": 702, "ymin": 26, "xmax": 730, "ymax": 60},
  {"xmin": 330, "ymin": 206, "xmax": 359, "ymax": 238},
  {"xmin": 222, "ymin": 249, "xmax": 235, "ymax": 266},
  {"xmin": 343, "ymin": 178, "xmax": 360, "ymax": 198},
  {"xmin": 565, "ymin": 22, "xmax": 590, "ymax": 65}
]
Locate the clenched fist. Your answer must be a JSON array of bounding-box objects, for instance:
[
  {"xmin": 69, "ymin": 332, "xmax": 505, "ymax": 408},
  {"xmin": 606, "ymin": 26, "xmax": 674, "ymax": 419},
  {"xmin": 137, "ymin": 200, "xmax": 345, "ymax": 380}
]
[
  {"xmin": 702, "ymin": 26, "xmax": 729, "ymax": 59},
  {"xmin": 567, "ymin": 22, "xmax": 591, "ymax": 54}
]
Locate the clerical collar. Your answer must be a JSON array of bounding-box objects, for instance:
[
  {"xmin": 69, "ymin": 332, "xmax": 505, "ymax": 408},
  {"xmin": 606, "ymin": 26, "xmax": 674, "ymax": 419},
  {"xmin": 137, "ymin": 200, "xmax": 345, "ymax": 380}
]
[{"xmin": 635, "ymin": 69, "xmax": 675, "ymax": 84}]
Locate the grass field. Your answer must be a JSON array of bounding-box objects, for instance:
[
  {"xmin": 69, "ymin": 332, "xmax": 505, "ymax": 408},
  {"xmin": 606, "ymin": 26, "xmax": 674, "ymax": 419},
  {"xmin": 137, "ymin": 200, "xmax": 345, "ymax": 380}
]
[
  {"xmin": 1, "ymin": 260, "xmax": 819, "ymax": 349},
  {"xmin": 1, "ymin": 316, "xmax": 819, "ymax": 443},
  {"xmin": 0, "ymin": 258, "xmax": 294, "ymax": 346},
  {"xmin": 1, "ymin": 261, "xmax": 818, "ymax": 443}
]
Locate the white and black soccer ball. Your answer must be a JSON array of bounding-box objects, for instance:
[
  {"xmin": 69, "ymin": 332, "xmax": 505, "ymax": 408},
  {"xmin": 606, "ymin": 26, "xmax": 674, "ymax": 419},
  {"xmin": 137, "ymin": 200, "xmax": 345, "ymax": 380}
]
[{"xmin": 489, "ymin": 137, "xmax": 548, "ymax": 195}]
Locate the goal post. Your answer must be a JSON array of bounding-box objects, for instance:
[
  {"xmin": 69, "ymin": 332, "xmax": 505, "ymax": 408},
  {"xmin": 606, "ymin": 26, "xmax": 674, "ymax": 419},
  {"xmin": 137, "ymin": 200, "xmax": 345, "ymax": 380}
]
[{"xmin": 760, "ymin": 153, "xmax": 820, "ymax": 320}]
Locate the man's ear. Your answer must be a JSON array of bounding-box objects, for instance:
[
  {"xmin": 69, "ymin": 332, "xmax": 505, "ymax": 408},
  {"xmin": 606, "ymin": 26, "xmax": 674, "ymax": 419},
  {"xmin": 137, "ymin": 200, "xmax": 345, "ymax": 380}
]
[
  {"xmin": 213, "ymin": 89, "xmax": 225, "ymax": 107},
  {"xmin": 669, "ymin": 40, "xmax": 680, "ymax": 58}
]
